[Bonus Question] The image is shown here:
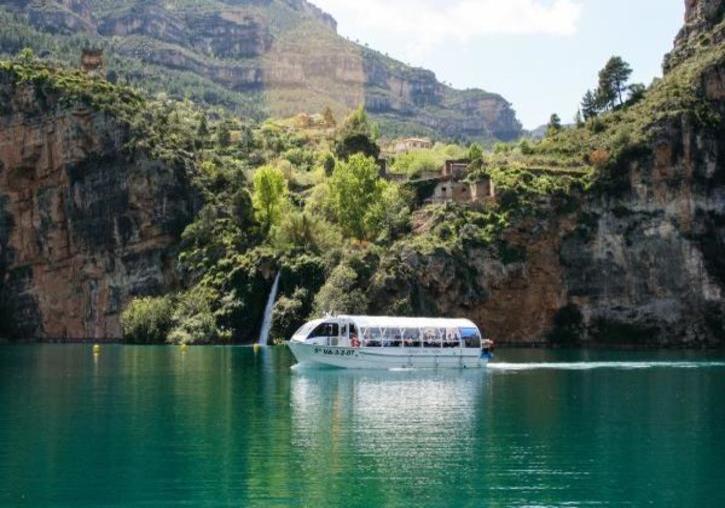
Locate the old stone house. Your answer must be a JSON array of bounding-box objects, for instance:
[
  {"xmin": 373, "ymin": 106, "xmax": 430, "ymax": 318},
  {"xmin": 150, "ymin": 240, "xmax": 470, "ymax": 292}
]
[
  {"xmin": 393, "ymin": 137, "xmax": 433, "ymax": 153},
  {"xmin": 80, "ymin": 48, "xmax": 104, "ymax": 75},
  {"xmin": 442, "ymin": 159, "xmax": 469, "ymax": 179},
  {"xmin": 430, "ymin": 160, "xmax": 495, "ymax": 204}
]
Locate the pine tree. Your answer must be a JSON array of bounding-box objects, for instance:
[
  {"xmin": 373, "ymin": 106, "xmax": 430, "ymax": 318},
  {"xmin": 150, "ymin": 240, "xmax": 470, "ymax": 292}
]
[
  {"xmin": 627, "ymin": 83, "xmax": 646, "ymax": 104},
  {"xmin": 581, "ymin": 90, "xmax": 598, "ymax": 120},
  {"xmin": 546, "ymin": 113, "xmax": 562, "ymax": 137},
  {"xmin": 597, "ymin": 56, "xmax": 633, "ymax": 109},
  {"xmin": 217, "ymin": 124, "xmax": 231, "ymax": 147}
]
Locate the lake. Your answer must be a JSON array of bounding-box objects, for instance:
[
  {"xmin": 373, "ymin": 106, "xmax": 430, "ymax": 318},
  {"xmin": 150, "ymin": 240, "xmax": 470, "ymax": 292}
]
[{"xmin": 1, "ymin": 345, "xmax": 724, "ymax": 507}]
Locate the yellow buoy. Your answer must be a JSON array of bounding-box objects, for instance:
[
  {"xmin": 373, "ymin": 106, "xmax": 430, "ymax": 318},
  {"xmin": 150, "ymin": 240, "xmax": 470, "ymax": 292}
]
[
  {"xmin": 180, "ymin": 343, "xmax": 188, "ymax": 352},
  {"xmin": 253, "ymin": 343, "xmax": 261, "ymax": 353},
  {"xmin": 92, "ymin": 344, "xmax": 101, "ymax": 355}
]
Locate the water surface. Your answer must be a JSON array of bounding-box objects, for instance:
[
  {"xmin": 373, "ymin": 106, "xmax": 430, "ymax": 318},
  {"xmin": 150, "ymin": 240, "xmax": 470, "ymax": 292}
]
[{"xmin": 1, "ymin": 346, "xmax": 724, "ymax": 506}]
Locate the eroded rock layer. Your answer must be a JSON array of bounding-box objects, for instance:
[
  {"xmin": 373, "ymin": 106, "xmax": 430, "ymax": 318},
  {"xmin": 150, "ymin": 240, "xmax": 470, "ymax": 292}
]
[
  {"xmin": 1, "ymin": 0, "xmax": 521, "ymax": 141},
  {"xmin": 0, "ymin": 76, "xmax": 193, "ymax": 340}
]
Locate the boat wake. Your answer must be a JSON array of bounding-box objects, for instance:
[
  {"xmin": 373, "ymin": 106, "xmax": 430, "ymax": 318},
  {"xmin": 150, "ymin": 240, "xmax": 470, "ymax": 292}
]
[{"xmin": 488, "ymin": 361, "xmax": 725, "ymax": 371}]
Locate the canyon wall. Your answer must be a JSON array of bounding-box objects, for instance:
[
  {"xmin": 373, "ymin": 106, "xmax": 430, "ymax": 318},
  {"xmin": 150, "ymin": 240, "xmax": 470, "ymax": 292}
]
[
  {"xmin": 1, "ymin": 0, "xmax": 521, "ymax": 141},
  {"xmin": 370, "ymin": 0, "xmax": 725, "ymax": 345},
  {"xmin": 0, "ymin": 75, "xmax": 194, "ymax": 339}
]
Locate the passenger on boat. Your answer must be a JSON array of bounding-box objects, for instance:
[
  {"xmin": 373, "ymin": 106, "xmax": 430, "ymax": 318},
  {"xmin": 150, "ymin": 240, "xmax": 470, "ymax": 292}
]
[
  {"xmin": 351, "ymin": 332, "xmax": 361, "ymax": 348},
  {"xmin": 481, "ymin": 339, "xmax": 495, "ymax": 359}
]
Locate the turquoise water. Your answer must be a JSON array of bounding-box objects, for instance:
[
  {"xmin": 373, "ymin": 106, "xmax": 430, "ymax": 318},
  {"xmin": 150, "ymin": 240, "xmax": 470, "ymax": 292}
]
[{"xmin": 1, "ymin": 346, "xmax": 724, "ymax": 507}]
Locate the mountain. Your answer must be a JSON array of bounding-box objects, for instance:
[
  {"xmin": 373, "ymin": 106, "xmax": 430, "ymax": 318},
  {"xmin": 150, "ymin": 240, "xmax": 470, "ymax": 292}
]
[
  {"xmin": 367, "ymin": 0, "xmax": 725, "ymax": 345},
  {"xmin": 0, "ymin": 0, "xmax": 722, "ymax": 345},
  {"xmin": 0, "ymin": 0, "xmax": 522, "ymax": 142}
]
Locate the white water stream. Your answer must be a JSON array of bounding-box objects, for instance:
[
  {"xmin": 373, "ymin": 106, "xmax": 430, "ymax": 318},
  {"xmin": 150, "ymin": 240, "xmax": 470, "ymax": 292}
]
[{"xmin": 257, "ymin": 272, "xmax": 281, "ymax": 345}]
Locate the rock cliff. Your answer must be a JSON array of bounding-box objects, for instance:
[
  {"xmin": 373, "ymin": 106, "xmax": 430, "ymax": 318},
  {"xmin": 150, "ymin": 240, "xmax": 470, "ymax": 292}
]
[
  {"xmin": 0, "ymin": 67, "xmax": 194, "ymax": 340},
  {"xmin": 1, "ymin": 0, "xmax": 521, "ymax": 141},
  {"xmin": 369, "ymin": 0, "xmax": 724, "ymax": 346}
]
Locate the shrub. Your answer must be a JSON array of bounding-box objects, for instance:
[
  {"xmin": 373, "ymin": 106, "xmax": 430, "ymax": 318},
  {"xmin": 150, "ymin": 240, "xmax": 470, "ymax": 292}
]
[
  {"xmin": 168, "ymin": 286, "xmax": 229, "ymax": 344},
  {"xmin": 271, "ymin": 288, "xmax": 309, "ymax": 341},
  {"xmin": 120, "ymin": 296, "xmax": 175, "ymax": 344},
  {"xmin": 312, "ymin": 264, "xmax": 370, "ymax": 316}
]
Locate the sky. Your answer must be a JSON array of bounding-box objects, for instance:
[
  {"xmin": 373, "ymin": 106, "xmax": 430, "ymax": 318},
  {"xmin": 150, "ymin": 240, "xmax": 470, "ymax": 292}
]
[{"xmin": 312, "ymin": 0, "xmax": 685, "ymax": 130}]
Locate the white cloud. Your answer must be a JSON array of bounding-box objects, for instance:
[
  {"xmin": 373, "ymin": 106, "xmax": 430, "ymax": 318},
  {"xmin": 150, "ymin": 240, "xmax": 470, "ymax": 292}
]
[
  {"xmin": 323, "ymin": 0, "xmax": 582, "ymax": 38},
  {"xmin": 313, "ymin": 0, "xmax": 582, "ymax": 59}
]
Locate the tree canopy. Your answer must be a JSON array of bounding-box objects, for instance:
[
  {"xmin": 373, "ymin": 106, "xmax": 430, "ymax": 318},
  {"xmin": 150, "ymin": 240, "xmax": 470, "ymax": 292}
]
[
  {"xmin": 327, "ymin": 154, "xmax": 388, "ymax": 240},
  {"xmin": 546, "ymin": 113, "xmax": 562, "ymax": 137},
  {"xmin": 333, "ymin": 106, "xmax": 380, "ymax": 161},
  {"xmin": 596, "ymin": 56, "xmax": 633, "ymax": 110},
  {"xmin": 252, "ymin": 165, "xmax": 287, "ymax": 235}
]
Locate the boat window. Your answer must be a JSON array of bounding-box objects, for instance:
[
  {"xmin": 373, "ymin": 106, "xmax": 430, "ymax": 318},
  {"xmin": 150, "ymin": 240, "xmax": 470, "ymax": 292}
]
[
  {"xmin": 383, "ymin": 328, "xmax": 404, "ymax": 347},
  {"xmin": 400, "ymin": 328, "xmax": 418, "ymax": 348},
  {"xmin": 362, "ymin": 328, "xmax": 382, "ymax": 347},
  {"xmin": 444, "ymin": 328, "xmax": 461, "ymax": 348},
  {"xmin": 293, "ymin": 322, "xmax": 317, "ymax": 338},
  {"xmin": 422, "ymin": 328, "xmax": 440, "ymax": 348},
  {"xmin": 460, "ymin": 327, "xmax": 481, "ymax": 348},
  {"xmin": 308, "ymin": 322, "xmax": 339, "ymax": 338}
]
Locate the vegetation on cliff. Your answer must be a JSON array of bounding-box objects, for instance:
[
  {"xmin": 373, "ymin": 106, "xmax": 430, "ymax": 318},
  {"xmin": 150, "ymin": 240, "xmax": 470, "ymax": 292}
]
[
  {"xmin": 2, "ymin": 1, "xmax": 724, "ymax": 345},
  {"xmin": 0, "ymin": 0, "xmax": 522, "ymax": 142}
]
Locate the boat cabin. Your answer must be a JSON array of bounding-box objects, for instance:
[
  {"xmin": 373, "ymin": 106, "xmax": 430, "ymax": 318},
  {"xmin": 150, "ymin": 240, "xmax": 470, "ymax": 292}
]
[{"xmin": 292, "ymin": 316, "xmax": 484, "ymax": 349}]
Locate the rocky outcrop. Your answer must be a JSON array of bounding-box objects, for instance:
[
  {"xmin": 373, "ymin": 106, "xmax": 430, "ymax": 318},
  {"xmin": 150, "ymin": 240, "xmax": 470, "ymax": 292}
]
[
  {"xmin": 1, "ymin": 0, "xmax": 521, "ymax": 141},
  {"xmin": 0, "ymin": 74, "xmax": 194, "ymax": 340},
  {"xmin": 665, "ymin": 0, "xmax": 724, "ymax": 71},
  {"xmin": 369, "ymin": 0, "xmax": 724, "ymax": 346}
]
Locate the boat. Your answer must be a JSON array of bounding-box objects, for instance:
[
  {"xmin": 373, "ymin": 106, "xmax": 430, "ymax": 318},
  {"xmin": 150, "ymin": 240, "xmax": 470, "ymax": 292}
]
[{"xmin": 287, "ymin": 315, "xmax": 494, "ymax": 369}]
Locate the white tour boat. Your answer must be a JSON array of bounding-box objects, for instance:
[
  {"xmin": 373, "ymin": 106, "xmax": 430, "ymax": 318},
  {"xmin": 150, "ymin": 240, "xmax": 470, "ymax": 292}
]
[{"xmin": 287, "ymin": 315, "xmax": 494, "ymax": 369}]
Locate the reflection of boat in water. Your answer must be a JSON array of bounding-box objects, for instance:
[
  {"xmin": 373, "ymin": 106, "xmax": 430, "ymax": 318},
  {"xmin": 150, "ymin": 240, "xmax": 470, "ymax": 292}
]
[{"xmin": 287, "ymin": 315, "xmax": 494, "ymax": 369}]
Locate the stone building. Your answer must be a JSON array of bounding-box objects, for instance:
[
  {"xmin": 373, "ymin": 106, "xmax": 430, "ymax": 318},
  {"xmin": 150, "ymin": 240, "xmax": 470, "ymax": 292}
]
[
  {"xmin": 393, "ymin": 137, "xmax": 433, "ymax": 153},
  {"xmin": 80, "ymin": 48, "xmax": 104, "ymax": 75},
  {"xmin": 442, "ymin": 159, "xmax": 469, "ymax": 179},
  {"xmin": 429, "ymin": 159, "xmax": 495, "ymax": 204},
  {"xmin": 431, "ymin": 177, "xmax": 495, "ymax": 204}
]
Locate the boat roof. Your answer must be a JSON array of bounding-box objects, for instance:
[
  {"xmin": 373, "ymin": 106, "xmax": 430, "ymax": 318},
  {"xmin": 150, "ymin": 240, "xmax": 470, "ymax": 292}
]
[{"xmin": 336, "ymin": 315, "xmax": 478, "ymax": 330}]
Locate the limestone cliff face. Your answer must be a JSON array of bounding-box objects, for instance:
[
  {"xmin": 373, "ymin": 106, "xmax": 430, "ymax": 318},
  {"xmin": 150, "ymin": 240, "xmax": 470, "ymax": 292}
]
[
  {"xmin": 1, "ymin": 0, "xmax": 521, "ymax": 141},
  {"xmin": 370, "ymin": 0, "xmax": 724, "ymax": 345},
  {"xmin": 0, "ymin": 75, "xmax": 194, "ymax": 340},
  {"xmin": 559, "ymin": 0, "xmax": 724, "ymax": 345}
]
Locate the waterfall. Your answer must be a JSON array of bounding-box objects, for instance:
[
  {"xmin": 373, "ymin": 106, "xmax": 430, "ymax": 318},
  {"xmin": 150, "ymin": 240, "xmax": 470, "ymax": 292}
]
[{"xmin": 257, "ymin": 272, "xmax": 281, "ymax": 346}]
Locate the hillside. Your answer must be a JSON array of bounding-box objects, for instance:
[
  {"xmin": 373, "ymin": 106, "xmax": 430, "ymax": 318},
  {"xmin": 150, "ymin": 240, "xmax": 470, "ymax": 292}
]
[
  {"xmin": 0, "ymin": 0, "xmax": 522, "ymax": 142},
  {"xmin": 0, "ymin": 0, "xmax": 723, "ymax": 346}
]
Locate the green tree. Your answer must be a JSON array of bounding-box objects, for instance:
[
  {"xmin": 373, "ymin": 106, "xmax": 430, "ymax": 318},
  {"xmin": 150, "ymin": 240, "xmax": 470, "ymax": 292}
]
[
  {"xmin": 581, "ymin": 89, "xmax": 599, "ymax": 120},
  {"xmin": 468, "ymin": 143, "xmax": 483, "ymax": 162},
  {"xmin": 327, "ymin": 154, "xmax": 386, "ymax": 240},
  {"xmin": 322, "ymin": 152, "xmax": 336, "ymax": 176},
  {"xmin": 196, "ymin": 114, "xmax": 209, "ymax": 149},
  {"xmin": 546, "ymin": 113, "xmax": 562, "ymax": 136},
  {"xmin": 17, "ymin": 47, "xmax": 34, "ymax": 63},
  {"xmin": 252, "ymin": 165, "xmax": 287, "ymax": 235},
  {"xmin": 627, "ymin": 83, "xmax": 646, "ymax": 104},
  {"xmin": 167, "ymin": 286, "xmax": 227, "ymax": 344},
  {"xmin": 120, "ymin": 296, "xmax": 175, "ymax": 344},
  {"xmin": 334, "ymin": 106, "xmax": 380, "ymax": 161},
  {"xmin": 597, "ymin": 56, "xmax": 633, "ymax": 109},
  {"xmin": 391, "ymin": 149, "xmax": 440, "ymax": 178},
  {"xmin": 216, "ymin": 124, "xmax": 231, "ymax": 147},
  {"xmin": 312, "ymin": 264, "xmax": 369, "ymax": 316}
]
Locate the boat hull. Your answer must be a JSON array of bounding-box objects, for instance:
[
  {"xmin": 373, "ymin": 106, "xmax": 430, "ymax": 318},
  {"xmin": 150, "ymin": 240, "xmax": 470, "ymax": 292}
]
[{"xmin": 288, "ymin": 342, "xmax": 487, "ymax": 369}]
